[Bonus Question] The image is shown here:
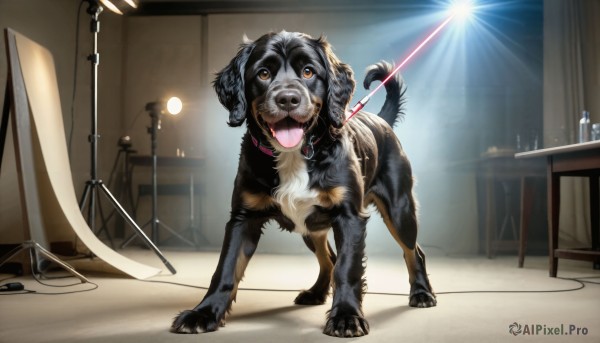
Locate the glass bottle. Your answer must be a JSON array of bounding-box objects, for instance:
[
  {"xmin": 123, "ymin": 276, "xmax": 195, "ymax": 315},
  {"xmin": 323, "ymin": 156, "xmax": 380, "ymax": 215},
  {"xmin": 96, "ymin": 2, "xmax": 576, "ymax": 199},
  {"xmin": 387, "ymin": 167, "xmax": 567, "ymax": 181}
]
[{"xmin": 579, "ymin": 110, "xmax": 590, "ymax": 143}]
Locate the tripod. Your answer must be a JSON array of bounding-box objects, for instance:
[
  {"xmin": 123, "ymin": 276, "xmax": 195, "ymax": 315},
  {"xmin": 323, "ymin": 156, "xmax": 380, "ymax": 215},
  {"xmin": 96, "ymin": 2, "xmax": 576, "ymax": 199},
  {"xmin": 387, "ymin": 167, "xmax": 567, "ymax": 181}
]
[
  {"xmin": 121, "ymin": 106, "xmax": 196, "ymax": 248},
  {"xmin": 77, "ymin": 0, "xmax": 175, "ymax": 274}
]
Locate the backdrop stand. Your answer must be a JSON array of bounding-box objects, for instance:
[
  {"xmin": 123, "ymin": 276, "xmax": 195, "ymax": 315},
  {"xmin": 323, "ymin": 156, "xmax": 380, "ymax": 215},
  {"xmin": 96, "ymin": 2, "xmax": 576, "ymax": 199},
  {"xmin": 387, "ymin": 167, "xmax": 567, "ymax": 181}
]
[
  {"xmin": 1, "ymin": 49, "xmax": 88, "ymax": 282},
  {"xmin": 0, "ymin": 241, "xmax": 89, "ymax": 283}
]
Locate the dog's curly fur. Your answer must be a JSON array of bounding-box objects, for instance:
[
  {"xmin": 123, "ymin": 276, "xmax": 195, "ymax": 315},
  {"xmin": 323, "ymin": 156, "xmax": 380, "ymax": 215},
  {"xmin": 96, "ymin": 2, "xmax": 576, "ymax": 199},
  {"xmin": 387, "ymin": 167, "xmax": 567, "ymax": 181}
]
[{"xmin": 171, "ymin": 31, "xmax": 436, "ymax": 338}]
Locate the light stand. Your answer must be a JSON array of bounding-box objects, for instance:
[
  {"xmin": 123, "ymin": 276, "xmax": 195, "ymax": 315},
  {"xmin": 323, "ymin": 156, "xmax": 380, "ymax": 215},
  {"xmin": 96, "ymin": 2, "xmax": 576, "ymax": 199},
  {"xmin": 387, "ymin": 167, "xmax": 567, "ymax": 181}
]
[
  {"xmin": 77, "ymin": 0, "xmax": 176, "ymax": 274},
  {"xmin": 78, "ymin": 0, "xmax": 106, "ymax": 246},
  {"xmin": 121, "ymin": 101, "xmax": 196, "ymax": 248}
]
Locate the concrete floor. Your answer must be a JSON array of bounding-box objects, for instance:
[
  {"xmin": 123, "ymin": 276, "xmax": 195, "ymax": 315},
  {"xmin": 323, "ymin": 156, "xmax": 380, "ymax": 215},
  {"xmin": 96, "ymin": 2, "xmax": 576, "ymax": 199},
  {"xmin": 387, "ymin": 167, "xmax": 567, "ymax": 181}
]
[{"xmin": 1, "ymin": 249, "xmax": 599, "ymax": 343}]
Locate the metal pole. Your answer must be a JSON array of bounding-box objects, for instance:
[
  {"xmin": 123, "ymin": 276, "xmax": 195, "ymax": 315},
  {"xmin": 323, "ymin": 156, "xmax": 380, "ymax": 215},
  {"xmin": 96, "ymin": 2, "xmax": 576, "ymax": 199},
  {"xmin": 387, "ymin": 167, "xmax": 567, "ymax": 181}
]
[
  {"xmin": 150, "ymin": 111, "xmax": 160, "ymax": 243},
  {"xmin": 84, "ymin": 1, "xmax": 102, "ymax": 232}
]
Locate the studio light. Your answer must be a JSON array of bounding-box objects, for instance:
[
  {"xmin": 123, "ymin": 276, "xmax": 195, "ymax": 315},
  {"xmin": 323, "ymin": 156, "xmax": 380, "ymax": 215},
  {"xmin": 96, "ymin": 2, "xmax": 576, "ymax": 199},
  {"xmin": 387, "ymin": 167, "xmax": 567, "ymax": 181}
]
[
  {"xmin": 145, "ymin": 97, "xmax": 183, "ymax": 116},
  {"xmin": 99, "ymin": 0, "xmax": 138, "ymax": 15},
  {"xmin": 166, "ymin": 97, "xmax": 183, "ymax": 116}
]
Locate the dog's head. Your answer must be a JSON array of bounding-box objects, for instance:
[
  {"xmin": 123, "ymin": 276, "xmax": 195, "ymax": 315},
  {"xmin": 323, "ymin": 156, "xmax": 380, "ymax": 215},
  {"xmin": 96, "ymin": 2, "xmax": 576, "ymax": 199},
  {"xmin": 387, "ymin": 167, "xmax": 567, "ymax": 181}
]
[{"xmin": 214, "ymin": 31, "xmax": 355, "ymax": 152}]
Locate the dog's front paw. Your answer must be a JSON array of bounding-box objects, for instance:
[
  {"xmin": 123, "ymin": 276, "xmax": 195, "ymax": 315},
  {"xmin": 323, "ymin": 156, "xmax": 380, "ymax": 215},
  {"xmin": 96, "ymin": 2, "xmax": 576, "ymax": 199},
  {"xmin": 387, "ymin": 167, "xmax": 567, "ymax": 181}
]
[
  {"xmin": 323, "ymin": 313, "xmax": 370, "ymax": 337},
  {"xmin": 294, "ymin": 289, "xmax": 328, "ymax": 305},
  {"xmin": 170, "ymin": 308, "xmax": 225, "ymax": 334},
  {"xmin": 409, "ymin": 290, "xmax": 437, "ymax": 308}
]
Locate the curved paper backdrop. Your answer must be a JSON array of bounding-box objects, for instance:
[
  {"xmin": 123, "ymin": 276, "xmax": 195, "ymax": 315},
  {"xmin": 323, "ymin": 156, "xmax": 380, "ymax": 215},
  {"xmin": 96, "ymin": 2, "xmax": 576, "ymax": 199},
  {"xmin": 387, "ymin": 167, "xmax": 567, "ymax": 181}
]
[{"xmin": 13, "ymin": 30, "xmax": 160, "ymax": 279}]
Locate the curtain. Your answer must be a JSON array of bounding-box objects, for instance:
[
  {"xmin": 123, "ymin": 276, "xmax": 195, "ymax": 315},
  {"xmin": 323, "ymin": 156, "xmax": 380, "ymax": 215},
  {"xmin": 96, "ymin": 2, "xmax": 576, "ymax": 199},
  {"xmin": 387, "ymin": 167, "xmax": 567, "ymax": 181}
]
[{"xmin": 543, "ymin": 0, "xmax": 599, "ymax": 247}]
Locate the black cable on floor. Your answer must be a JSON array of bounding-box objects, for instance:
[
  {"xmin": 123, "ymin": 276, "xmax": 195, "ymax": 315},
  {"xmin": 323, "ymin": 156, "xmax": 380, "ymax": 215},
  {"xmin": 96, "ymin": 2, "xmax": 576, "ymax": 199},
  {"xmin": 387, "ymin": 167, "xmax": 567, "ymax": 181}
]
[
  {"xmin": 0, "ymin": 259, "xmax": 99, "ymax": 296},
  {"xmin": 138, "ymin": 275, "xmax": 595, "ymax": 296}
]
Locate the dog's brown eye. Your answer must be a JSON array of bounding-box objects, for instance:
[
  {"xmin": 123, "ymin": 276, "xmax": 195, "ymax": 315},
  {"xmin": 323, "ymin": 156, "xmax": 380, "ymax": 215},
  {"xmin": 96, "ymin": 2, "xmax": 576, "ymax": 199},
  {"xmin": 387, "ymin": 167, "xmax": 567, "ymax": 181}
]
[
  {"xmin": 302, "ymin": 67, "xmax": 314, "ymax": 79},
  {"xmin": 258, "ymin": 69, "xmax": 270, "ymax": 80}
]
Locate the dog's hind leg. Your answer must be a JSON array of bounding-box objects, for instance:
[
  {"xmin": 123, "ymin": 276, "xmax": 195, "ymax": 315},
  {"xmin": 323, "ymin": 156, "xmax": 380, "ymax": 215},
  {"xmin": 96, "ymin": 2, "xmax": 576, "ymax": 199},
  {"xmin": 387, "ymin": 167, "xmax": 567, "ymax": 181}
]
[
  {"xmin": 371, "ymin": 181, "xmax": 436, "ymax": 308},
  {"xmin": 171, "ymin": 216, "xmax": 265, "ymax": 334},
  {"xmin": 295, "ymin": 232, "xmax": 336, "ymax": 305},
  {"xmin": 403, "ymin": 242, "xmax": 436, "ymax": 307}
]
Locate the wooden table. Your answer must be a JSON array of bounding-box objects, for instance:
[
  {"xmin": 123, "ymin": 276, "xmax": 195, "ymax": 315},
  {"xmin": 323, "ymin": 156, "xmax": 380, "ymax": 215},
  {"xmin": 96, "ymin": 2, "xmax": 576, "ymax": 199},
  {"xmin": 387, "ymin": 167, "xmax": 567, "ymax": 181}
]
[
  {"xmin": 128, "ymin": 155, "xmax": 204, "ymax": 169},
  {"xmin": 516, "ymin": 141, "xmax": 600, "ymax": 277},
  {"xmin": 477, "ymin": 150, "xmax": 545, "ymax": 259}
]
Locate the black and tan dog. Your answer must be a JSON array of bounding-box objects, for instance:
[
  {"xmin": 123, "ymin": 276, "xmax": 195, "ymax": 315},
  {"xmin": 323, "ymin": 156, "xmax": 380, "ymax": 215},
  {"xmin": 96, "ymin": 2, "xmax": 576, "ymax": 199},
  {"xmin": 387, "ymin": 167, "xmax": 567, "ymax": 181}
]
[{"xmin": 171, "ymin": 31, "xmax": 436, "ymax": 337}]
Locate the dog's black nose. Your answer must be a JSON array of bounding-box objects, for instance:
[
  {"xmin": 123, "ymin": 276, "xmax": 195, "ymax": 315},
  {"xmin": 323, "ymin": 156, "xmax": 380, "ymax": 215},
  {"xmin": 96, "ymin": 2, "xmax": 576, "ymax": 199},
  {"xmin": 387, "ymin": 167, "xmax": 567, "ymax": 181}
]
[{"xmin": 275, "ymin": 90, "xmax": 301, "ymax": 111}]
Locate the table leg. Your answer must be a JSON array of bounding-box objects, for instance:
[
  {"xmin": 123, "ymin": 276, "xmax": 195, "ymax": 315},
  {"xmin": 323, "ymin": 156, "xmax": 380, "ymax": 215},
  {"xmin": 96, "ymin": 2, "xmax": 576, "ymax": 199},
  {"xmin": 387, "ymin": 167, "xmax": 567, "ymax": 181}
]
[
  {"xmin": 590, "ymin": 176, "xmax": 600, "ymax": 270},
  {"xmin": 485, "ymin": 177, "xmax": 496, "ymax": 259},
  {"xmin": 519, "ymin": 176, "xmax": 533, "ymax": 268},
  {"xmin": 547, "ymin": 160, "xmax": 559, "ymax": 277}
]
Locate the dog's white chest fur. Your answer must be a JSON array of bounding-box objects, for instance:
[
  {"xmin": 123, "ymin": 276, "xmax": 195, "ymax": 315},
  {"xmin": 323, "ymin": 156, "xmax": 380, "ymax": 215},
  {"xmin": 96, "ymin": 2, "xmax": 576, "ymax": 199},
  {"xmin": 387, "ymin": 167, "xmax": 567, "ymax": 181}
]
[{"xmin": 274, "ymin": 150, "xmax": 318, "ymax": 235}]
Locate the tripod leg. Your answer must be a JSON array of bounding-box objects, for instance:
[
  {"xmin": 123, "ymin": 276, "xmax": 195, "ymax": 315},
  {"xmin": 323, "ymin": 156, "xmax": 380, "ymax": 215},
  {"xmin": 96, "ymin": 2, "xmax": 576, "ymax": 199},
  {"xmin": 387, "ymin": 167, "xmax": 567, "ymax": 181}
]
[
  {"xmin": 31, "ymin": 241, "xmax": 89, "ymax": 283},
  {"xmin": 79, "ymin": 182, "xmax": 92, "ymax": 212},
  {"xmin": 107, "ymin": 150, "xmax": 122, "ymax": 188},
  {"xmin": 120, "ymin": 232, "xmax": 138, "ymax": 248},
  {"xmin": 158, "ymin": 221, "xmax": 196, "ymax": 247},
  {"xmin": 126, "ymin": 156, "xmax": 136, "ymax": 219},
  {"xmin": 0, "ymin": 244, "xmax": 28, "ymax": 269},
  {"xmin": 94, "ymin": 188, "xmax": 115, "ymax": 248},
  {"xmin": 120, "ymin": 219, "xmax": 151, "ymax": 249},
  {"xmin": 88, "ymin": 186, "xmax": 97, "ymax": 232},
  {"xmin": 188, "ymin": 176, "xmax": 199, "ymax": 247},
  {"xmin": 0, "ymin": 241, "xmax": 89, "ymax": 283},
  {"xmin": 99, "ymin": 183, "xmax": 176, "ymax": 274}
]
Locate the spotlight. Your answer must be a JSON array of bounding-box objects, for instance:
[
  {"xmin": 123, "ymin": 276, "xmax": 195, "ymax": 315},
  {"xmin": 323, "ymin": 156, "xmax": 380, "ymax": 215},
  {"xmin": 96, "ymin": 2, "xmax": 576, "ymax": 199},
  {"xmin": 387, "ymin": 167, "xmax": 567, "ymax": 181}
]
[
  {"xmin": 166, "ymin": 97, "xmax": 183, "ymax": 116},
  {"xmin": 449, "ymin": 0, "xmax": 475, "ymax": 20},
  {"xmin": 145, "ymin": 97, "xmax": 183, "ymax": 117},
  {"xmin": 99, "ymin": 0, "xmax": 138, "ymax": 15}
]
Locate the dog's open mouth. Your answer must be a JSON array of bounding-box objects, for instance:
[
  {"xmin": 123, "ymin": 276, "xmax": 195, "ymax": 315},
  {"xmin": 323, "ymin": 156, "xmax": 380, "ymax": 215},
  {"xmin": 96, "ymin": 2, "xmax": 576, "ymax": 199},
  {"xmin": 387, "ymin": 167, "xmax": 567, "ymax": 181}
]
[{"xmin": 268, "ymin": 117, "xmax": 305, "ymax": 148}]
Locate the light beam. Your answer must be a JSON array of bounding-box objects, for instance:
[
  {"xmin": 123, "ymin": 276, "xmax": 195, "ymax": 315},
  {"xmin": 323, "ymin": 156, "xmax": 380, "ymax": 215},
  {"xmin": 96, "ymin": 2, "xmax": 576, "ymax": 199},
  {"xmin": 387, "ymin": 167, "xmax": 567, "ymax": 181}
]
[{"xmin": 344, "ymin": 1, "xmax": 474, "ymax": 123}]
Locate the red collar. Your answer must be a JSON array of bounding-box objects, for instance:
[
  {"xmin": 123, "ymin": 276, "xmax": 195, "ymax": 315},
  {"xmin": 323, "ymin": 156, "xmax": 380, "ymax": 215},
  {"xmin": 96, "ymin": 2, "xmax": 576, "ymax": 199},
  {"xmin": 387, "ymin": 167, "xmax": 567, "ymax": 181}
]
[{"xmin": 250, "ymin": 135, "xmax": 276, "ymax": 157}]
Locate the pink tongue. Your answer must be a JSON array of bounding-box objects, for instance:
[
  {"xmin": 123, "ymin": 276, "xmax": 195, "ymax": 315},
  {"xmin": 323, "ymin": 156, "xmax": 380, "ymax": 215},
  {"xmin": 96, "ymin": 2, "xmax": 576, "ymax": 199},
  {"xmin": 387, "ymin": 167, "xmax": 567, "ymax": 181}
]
[{"xmin": 270, "ymin": 120, "xmax": 304, "ymax": 148}]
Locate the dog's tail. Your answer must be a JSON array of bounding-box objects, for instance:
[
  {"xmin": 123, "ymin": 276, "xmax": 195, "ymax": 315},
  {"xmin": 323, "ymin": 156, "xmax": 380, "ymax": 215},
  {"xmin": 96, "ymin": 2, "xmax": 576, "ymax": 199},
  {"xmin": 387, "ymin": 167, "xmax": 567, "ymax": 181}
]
[{"xmin": 363, "ymin": 61, "xmax": 406, "ymax": 129}]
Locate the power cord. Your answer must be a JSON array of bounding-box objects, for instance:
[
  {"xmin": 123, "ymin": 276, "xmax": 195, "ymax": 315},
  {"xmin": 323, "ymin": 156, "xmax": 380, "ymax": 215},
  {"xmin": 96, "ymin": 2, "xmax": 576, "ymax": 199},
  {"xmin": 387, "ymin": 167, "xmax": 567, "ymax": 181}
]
[
  {"xmin": 0, "ymin": 256, "xmax": 597, "ymax": 297},
  {"xmin": 0, "ymin": 275, "xmax": 594, "ymax": 296},
  {"xmin": 139, "ymin": 275, "xmax": 595, "ymax": 296},
  {"xmin": 0, "ymin": 277, "xmax": 98, "ymax": 296},
  {"xmin": 0, "ymin": 250, "xmax": 98, "ymax": 295}
]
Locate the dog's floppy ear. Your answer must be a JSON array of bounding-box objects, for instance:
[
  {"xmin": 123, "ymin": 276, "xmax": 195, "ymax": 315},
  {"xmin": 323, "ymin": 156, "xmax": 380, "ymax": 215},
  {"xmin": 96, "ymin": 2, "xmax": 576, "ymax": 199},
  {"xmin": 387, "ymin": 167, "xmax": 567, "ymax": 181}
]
[
  {"xmin": 315, "ymin": 36, "xmax": 355, "ymax": 129},
  {"xmin": 213, "ymin": 39, "xmax": 255, "ymax": 127}
]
